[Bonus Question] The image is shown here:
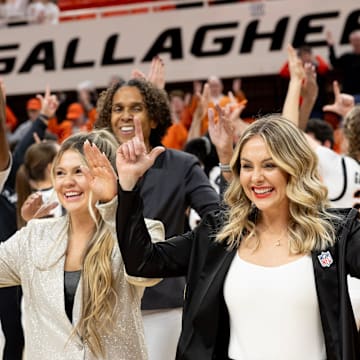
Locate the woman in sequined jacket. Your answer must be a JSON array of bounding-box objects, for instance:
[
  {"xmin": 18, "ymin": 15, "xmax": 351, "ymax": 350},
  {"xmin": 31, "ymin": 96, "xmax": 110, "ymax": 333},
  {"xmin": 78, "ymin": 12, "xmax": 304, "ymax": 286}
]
[{"xmin": 0, "ymin": 130, "xmax": 164, "ymax": 360}]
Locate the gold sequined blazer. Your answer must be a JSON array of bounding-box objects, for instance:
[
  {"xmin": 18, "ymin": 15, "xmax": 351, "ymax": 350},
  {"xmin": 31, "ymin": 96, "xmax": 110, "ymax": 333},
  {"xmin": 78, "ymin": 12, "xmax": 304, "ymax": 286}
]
[{"xmin": 0, "ymin": 196, "xmax": 164, "ymax": 360}]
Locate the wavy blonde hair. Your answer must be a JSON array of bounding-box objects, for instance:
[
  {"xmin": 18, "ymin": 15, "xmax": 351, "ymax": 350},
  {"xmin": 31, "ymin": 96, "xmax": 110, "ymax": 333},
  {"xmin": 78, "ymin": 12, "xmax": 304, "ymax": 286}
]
[
  {"xmin": 343, "ymin": 105, "xmax": 360, "ymax": 161},
  {"xmin": 52, "ymin": 130, "xmax": 119, "ymax": 357},
  {"xmin": 217, "ymin": 116, "xmax": 338, "ymax": 253}
]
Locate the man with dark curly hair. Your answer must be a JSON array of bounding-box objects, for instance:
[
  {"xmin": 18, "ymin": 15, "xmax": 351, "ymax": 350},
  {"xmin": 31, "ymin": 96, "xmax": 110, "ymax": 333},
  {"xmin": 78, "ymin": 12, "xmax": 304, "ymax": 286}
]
[{"xmin": 95, "ymin": 78, "xmax": 220, "ymax": 360}]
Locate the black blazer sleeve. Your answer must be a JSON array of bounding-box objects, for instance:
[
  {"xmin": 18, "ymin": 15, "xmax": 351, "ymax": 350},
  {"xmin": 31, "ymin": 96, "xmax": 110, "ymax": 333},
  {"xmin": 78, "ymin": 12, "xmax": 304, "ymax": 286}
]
[
  {"xmin": 117, "ymin": 186, "xmax": 194, "ymax": 278},
  {"xmin": 345, "ymin": 212, "xmax": 360, "ymax": 278},
  {"xmin": 182, "ymin": 153, "xmax": 219, "ymax": 217}
]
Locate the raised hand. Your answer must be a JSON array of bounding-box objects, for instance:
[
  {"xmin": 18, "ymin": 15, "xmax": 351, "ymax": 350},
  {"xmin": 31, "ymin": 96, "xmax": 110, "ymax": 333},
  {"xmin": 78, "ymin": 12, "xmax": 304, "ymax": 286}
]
[
  {"xmin": 21, "ymin": 192, "xmax": 58, "ymax": 222},
  {"xmin": 83, "ymin": 141, "xmax": 118, "ymax": 203},
  {"xmin": 232, "ymin": 78, "xmax": 242, "ymax": 94},
  {"xmin": 298, "ymin": 62, "xmax": 319, "ymax": 130},
  {"xmin": 116, "ymin": 117, "xmax": 165, "ymax": 191},
  {"xmin": 37, "ymin": 85, "xmax": 59, "ymax": 119},
  {"xmin": 131, "ymin": 56, "xmax": 165, "ymax": 89},
  {"xmin": 301, "ymin": 62, "xmax": 318, "ymax": 101},
  {"xmin": 323, "ymin": 80, "xmax": 355, "ymax": 117},
  {"xmin": 287, "ymin": 44, "xmax": 305, "ymax": 82},
  {"xmin": 282, "ymin": 44, "xmax": 305, "ymax": 125},
  {"xmin": 147, "ymin": 56, "xmax": 165, "ymax": 89},
  {"xmin": 208, "ymin": 105, "xmax": 235, "ymax": 159}
]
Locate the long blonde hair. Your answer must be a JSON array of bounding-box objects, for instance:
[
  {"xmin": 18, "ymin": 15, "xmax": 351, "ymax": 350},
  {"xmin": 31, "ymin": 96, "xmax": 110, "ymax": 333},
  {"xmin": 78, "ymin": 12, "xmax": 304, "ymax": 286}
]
[
  {"xmin": 217, "ymin": 116, "xmax": 338, "ymax": 253},
  {"xmin": 343, "ymin": 105, "xmax": 360, "ymax": 161},
  {"xmin": 52, "ymin": 130, "xmax": 119, "ymax": 357}
]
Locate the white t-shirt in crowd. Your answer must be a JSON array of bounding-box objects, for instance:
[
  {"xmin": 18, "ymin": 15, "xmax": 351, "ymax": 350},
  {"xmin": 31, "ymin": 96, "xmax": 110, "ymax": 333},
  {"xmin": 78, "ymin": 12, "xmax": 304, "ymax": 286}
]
[{"xmin": 316, "ymin": 146, "xmax": 360, "ymax": 210}]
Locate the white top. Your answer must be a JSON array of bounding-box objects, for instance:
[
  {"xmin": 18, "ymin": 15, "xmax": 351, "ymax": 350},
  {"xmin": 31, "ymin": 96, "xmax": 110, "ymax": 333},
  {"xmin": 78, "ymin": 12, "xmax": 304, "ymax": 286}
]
[
  {"xmin": 316, "ymin": 146, "xmax": 360, "ymax": 209},
  {"xmin": 223, "ymin": 254, "xmax": 326, "ymax": 360}
]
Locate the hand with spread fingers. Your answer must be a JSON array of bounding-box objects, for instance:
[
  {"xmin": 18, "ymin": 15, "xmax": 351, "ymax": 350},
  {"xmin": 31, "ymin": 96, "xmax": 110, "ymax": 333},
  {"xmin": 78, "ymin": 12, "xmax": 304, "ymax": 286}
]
[
  {"xmin": 287, "ymin": 44, "xmax": 305, "ymax": 82},
  {"xmin": 83, "ymin": 140, "xmax": 118, "ymax": 203},
  {"xmin": 21, "ymin": 192, "xmax": 58, "ymax": 222},
  {"xmin": 131, "ymin": 56, "xmax": 165, "ymax": 90},
  {"xmin": 322, "ymin": 80, "xmax": 355, "ymax": 118},
  {"xmin": 208, "ymin": 105, "xmax": 233, "ymax": 150},
  {"xmin": 147, "ymin": 56, "xmax": 165, "ymax": 89},
  {"xmin": 116, "ymin": 117, "xmax": 165, "ymax": 191}
]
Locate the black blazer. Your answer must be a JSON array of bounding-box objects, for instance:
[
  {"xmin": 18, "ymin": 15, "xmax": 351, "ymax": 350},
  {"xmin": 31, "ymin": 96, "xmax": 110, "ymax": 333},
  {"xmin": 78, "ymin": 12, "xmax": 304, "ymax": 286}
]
[
  {"xmin": 117, "ymin": 188, "xmax": 360, "ymax": 360},
  {"xmin": 139, "ymin": 148, "xmax": 219, "ymax": 309}
]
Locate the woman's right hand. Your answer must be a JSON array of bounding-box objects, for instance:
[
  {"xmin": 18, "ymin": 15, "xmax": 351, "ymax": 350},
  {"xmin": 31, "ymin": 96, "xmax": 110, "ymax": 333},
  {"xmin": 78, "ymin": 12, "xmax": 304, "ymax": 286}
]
[{"xmin": 116, "ymin": 117, "xmax": 165, "ymax": 191}]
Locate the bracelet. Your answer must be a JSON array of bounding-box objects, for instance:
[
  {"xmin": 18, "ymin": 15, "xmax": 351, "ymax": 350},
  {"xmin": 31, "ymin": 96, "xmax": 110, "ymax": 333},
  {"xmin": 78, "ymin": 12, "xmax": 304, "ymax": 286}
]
[{"xmin": 219, "ymin": 163, "xmax": 231, "ymax": 172}]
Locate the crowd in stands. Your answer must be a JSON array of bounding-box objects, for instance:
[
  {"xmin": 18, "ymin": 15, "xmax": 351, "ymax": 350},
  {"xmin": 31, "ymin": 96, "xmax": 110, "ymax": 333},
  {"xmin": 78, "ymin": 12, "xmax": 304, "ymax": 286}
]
[
  {"xmin": 0, "ymin": 11, "xmax": 359, "ymax": 357},
  {"xmin": 0, "ymin": 0, "xmax": 59, "ymax": 26},
  {"xmin": 0, "ymin": 0, "xmax": 274, "ymax": 26}
]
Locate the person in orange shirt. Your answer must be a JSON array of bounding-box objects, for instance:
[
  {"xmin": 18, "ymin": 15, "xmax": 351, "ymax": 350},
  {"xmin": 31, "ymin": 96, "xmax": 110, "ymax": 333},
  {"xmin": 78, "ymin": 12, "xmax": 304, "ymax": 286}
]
[
  {"xmin": 52, "ymin": 102, "xmax": 86, "ymax": 143},
  {"xmin": 279, "ymin": 45, "xmax": 330, "ymax": 118},
  {"xmin": 161, "ymin": 90, "xmax": 188, "ymax": 150},
  {"xmin": 77, "ymin": 80, "xmax": 98, "ymax": 132},
  {"xmin": 5, "ymin": 105, "xmax": 18, "ymax": 133},
  {"xmin": 187, "ymin": 77, "xmax": 247, "ymax": 136},
  {"xmin": 7, "ymin": 98, "xmax": 41, "ymax": 147}
]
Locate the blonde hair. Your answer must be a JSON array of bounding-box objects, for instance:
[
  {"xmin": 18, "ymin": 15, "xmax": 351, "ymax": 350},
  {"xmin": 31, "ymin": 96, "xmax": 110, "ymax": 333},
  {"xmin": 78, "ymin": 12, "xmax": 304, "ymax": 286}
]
[
  {"xmin": 52, "ymin": 130, "xmax": 119, "ymax": 357},
  {"xmin": 217, "ymin": 116, "xmax": 337, "ymax": 253},
  {"xmin": 343, "ymin": 105, "xmax": 360, "ymax": 161}
]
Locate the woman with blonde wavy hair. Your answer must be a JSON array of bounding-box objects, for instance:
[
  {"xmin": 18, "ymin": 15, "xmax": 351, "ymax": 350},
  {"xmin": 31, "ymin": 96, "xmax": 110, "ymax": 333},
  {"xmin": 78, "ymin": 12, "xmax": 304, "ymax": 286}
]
[
  {"xmin": 115, "ymin": 115, "xmax": 360, "ymax": 359},
  {"xmin": 0, "ymin": 129, "xmax": 164, "ymax": 359}
]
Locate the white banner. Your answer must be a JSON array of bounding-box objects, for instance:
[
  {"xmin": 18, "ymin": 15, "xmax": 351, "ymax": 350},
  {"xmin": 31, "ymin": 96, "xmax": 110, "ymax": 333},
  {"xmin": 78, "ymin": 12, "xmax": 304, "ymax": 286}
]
[{"xmin": 1, "ymin": 0, "xmax": 359, "ymax": 95}]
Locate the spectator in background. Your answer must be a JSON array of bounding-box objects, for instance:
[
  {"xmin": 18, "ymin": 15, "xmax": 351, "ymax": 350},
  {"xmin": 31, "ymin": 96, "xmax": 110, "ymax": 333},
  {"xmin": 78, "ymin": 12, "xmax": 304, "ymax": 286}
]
[
  {"xmin": 95, "ymin": 76, "xmax": 220, "ymax": 360},
  {"xmin": 198, "ymin": 76, "xmax": 246, "ymax": 135},
  {"xmin": 0, "ymin": 81, "xmax": 10, "ymax": 191},
  {"xmin": 305, "ymin": 118, "xmax": 334, "ymax": 149},
  {"xmin": 283, "ymin": 44, "xmax": 360, "ymax": 210},
  {"xmin": 15, "ymin": 141, "xmax": 61, "ymax": 229},
  {"xmin": 327, "ymin": 30, "xmax": 360, "ymax": 103},
  {"xmin": 161, "ymin": 90, "xmax": 188, "ymax": 150},
  {"xmin": 0, "ymin": 0, "xmax": 28, "ymax": 26},
  {"xmin": 5, "ymin": 105, "xmax": 18, "ymax": 133},
  {"xmin": 76, "ymin": 80, "xmax": 98, "ymax": 132},
  {"xmin": 279, "ymin": 45, "xmax": 330, "ymax": 117},
  {"xmin": 7, "ymin": 97, "xmax": 41, "ymax": 148},
  {"xmin": 186, "ymin": 78, "xmax": 247, "ymax": 141},
  {"xmin": 27, "ymin": 0, "xmax": 59, "ymax": 24},
  {"xmin": 52, "ymin": 102, "xmax": 86, "ymax": 143}
]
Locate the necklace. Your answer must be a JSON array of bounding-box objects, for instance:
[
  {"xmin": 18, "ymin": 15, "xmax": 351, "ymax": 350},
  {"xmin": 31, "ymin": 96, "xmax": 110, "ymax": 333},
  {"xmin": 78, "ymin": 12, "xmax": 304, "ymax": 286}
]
[{"xmin": 256, "ymin": 227, "xmax": 288, "ymax": 248}]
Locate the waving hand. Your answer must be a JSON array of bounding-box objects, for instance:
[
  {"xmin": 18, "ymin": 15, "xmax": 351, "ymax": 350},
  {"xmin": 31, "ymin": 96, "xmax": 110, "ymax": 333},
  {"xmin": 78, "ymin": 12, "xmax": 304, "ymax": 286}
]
[{"xmin": 116, "ymin": 117, "xmax": 165, "ymax": 190}]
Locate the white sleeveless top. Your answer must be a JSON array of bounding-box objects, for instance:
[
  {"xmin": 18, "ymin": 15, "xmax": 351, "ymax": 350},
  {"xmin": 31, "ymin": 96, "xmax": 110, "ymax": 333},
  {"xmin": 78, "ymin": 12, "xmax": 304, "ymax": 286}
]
[{"xmin": 223, "ymin": 254, "xmax": 326, "ymax": 360}]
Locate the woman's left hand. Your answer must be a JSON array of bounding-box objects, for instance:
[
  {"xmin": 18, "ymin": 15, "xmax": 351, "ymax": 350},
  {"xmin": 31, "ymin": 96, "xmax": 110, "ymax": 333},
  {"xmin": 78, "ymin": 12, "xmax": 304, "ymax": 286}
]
[{"xmin": 83, "ymin": 141, "xmax": 118, "ymax": 203}]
